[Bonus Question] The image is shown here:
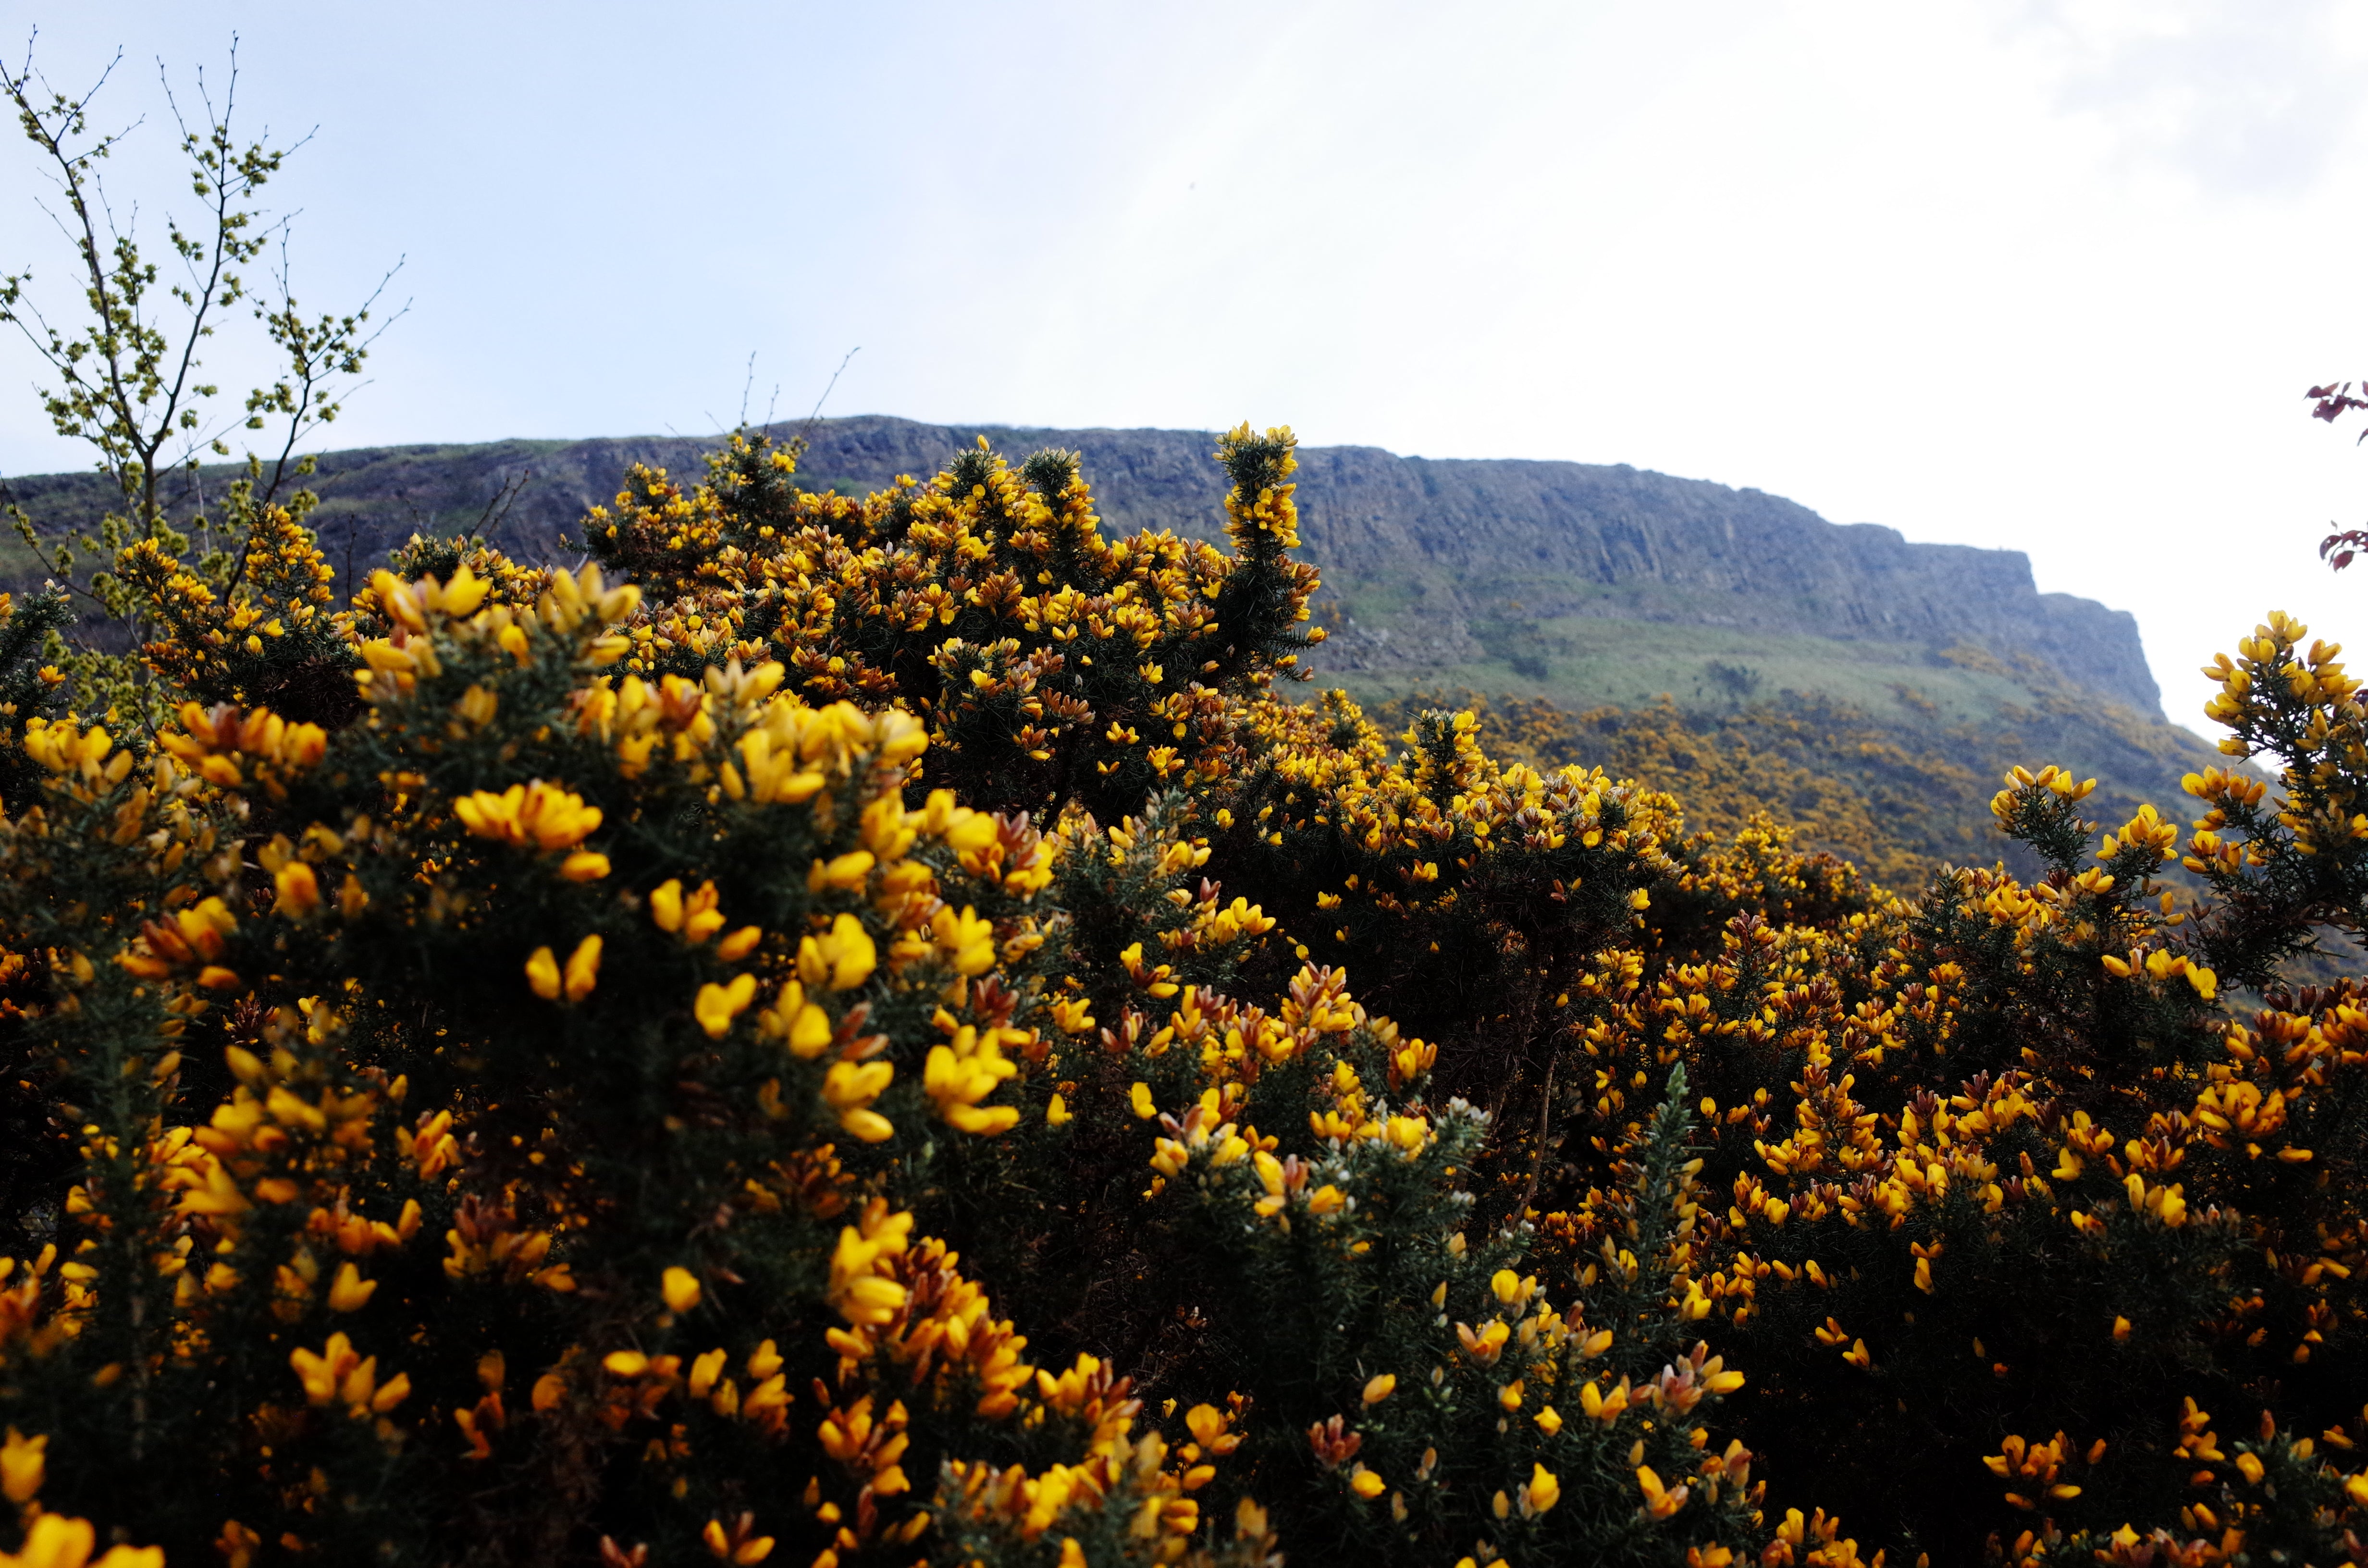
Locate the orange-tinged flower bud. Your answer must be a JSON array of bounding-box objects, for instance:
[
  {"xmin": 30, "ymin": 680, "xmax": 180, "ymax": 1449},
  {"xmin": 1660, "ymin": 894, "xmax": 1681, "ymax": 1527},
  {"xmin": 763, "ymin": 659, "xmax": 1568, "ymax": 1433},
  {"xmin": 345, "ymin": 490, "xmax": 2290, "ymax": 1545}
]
[
  {"xmin": 681, "ymin": 884, "xmax": 726, "ymax": 944},
  {"xmin": 273, "ymin": 861, "xmax": 321, "ymax": 918},
  {"xmin": 1462, "ymin": 1320, "xmax": 1513, "ymax": 1368},
  {"xmin": 1362, "ymin": 1374, "xmax": 1395, "ymax": 1406},
  {"xmin": 525, "ymin": 946, "xmax": 561, "ymax": 1000},
  {"xmin": 839, "ymin": 1108, "xmax": 894, "ymax": 1143},
  {"xmin": 291, "ymin": 1333, "xmax": 360, "ymax": 1406},
  {"xmin": 327, "ymin": 1262, "xmax": 376, "ymax": 1313},
  {"xmin": 371, "ymin": 1372, "xmax": 412, "ymax": 1413},
  {"xmin": 564, "ymin": 935, "xmax": 602, "ymax": 1001},
  {"xmin": 7, "ymin": 1513, "xmax": 161, "ymax": 1568},
  {"xmin": 1, "ymin": 1425, "xmax": 45, "ymax": 1504},
  {"xmin": 695, "ymin": 975, "xmax": 759, "ymax": 1038}
]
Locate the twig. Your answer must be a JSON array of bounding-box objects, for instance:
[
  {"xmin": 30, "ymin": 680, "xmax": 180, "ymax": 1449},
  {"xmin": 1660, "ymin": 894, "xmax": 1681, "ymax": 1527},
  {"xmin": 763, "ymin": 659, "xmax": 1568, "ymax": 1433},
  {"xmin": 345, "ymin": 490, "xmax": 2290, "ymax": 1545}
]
[
  {"xmin": 794, "ymin": 346, "xmax": 860, "ymax": 448},
  {"xmin": 471, "ymin": 468, "xmax": 532, "ymax": 547}
]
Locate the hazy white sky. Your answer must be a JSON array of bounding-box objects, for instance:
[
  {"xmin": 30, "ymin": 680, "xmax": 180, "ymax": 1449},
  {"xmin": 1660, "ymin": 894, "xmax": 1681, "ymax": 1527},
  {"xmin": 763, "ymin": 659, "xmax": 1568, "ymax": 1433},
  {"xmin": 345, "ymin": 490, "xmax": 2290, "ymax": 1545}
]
[{"xmin": 5, "ymin": 0, "xmax": 2368, "ymax": 735}]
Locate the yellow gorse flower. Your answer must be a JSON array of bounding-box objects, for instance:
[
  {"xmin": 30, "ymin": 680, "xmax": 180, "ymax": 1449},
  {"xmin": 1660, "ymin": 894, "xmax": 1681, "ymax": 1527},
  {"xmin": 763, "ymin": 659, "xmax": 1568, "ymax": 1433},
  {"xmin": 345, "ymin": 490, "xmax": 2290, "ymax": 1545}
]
[
  {"xmin": 923, "ymin": 1026, "xmax": 1022, "ymax": 1134},
  {"xmin": 0, "ymin": 1512, "xmax": 163, "ymax": 1568},
  {"xmin": 695, "ymin": 974, "xmax": 759, "ymax": 1038},
  {"xmin": 799, "ymin": 913, "xmax": 877, "ymax": 992},
  {"xmin": 1524, "ymin": 1462, "xmax": 1562, "ymax": 1517},
  {"xmin": 0, "ymin": 1426, "xmax": 44, "ymax": 1505},
  {"xmin": 289, "ymin": 1332, "xmax": 409, "ymax": 1416},
  {"xmin": 453, "ymin": 780, "xmax": 604, "ymax": 851}
]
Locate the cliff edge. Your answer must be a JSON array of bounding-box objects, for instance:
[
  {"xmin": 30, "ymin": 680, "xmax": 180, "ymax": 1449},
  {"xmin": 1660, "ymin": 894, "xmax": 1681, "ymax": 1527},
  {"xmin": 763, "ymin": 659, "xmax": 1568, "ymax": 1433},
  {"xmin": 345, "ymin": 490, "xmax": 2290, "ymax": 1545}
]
[{"xmin": 1, "ymin": 413, "xmax": 2160, "ymax": 715}]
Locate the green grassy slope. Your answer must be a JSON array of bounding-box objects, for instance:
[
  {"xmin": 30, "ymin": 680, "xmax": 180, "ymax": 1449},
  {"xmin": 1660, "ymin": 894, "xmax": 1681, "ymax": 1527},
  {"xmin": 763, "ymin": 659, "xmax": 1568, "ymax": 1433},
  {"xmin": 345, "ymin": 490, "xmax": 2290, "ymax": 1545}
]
[{"xmin": 1340, "ymin": 636, "xmax": 2232, "ymax": 895}]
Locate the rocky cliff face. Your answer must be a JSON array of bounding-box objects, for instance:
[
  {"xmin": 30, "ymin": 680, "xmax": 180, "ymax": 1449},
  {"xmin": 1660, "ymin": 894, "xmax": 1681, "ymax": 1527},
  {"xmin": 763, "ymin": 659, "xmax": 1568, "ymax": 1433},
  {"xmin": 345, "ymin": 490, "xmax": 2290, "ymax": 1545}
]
[
  {"xmin": 1, "ymin": 414, "xmax": 2162, "ymax": 715},
  {"xmin": 800, "ymin": 422, "xmax": 2160, "ymax": 715}
]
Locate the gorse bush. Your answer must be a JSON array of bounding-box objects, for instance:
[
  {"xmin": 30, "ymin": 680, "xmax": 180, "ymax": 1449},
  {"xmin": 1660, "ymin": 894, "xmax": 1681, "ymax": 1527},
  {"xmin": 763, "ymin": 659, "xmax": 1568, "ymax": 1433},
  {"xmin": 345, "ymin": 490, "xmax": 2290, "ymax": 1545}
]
[
  {"xmin": 0, "ymin": 426, "xmax": 2364, "ymax": 1568},
  {"xmin": 573, "ymin": 430, "xmax": 1321, "ymax": 824},
  {"xmin": 1366, "ymin": 685, "xmax": 2220, "ymax": 897}
]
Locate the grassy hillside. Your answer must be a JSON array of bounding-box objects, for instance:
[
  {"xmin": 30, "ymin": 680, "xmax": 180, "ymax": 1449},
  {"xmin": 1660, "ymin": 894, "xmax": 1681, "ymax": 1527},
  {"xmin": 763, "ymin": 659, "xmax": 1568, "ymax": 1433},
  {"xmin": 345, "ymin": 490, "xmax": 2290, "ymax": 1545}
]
[{"xmin": 1354, "ymin": 654, "xmax": 2231, "ymax": 894}]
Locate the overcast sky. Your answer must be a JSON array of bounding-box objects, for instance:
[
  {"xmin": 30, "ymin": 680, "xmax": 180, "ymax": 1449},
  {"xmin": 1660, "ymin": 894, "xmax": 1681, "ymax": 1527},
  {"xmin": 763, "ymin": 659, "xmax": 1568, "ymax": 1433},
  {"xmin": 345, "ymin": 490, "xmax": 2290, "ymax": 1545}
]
[{"xmin": 4, "ymin": 0, "xmax": 2367, "ymax": 735}]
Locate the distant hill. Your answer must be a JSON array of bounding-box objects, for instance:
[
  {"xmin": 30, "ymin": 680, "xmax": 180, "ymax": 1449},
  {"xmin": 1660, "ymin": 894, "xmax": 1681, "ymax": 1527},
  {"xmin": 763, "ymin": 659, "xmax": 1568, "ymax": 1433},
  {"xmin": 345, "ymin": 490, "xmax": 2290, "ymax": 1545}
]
[{"xmin": 3, "ymin": 415, "xmax": 2226, "ymax": 880}]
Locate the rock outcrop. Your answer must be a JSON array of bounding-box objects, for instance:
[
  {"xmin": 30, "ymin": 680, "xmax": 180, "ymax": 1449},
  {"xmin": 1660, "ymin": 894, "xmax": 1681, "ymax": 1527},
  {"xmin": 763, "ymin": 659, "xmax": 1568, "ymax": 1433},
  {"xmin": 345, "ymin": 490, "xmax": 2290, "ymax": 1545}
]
[{"xmin": 1, "ymin": 414, "xmax": 2161, "ymax": 714}]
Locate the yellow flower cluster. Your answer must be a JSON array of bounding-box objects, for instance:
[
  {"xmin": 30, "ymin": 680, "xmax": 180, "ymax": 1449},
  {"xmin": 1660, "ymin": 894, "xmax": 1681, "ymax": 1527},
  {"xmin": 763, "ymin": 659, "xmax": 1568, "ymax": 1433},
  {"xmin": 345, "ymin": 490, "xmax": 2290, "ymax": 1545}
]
[
  {"xmin": 112, "ymin": 501, "xmax": 343, "ymax": 707},
  {"xmin": 572, "ymin": 428, "xmax": 1322, "ymax": 822}
]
